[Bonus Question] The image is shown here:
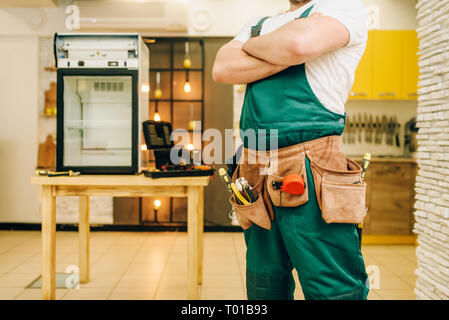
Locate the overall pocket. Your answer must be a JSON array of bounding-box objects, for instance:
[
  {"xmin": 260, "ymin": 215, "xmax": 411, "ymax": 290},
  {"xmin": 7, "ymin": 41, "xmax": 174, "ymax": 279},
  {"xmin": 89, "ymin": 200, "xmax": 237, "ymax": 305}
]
[
  {"xmin": 321, "ymin": 173, "xmax": 367, "ymax": 224},
  {"xmin": 229, "ymin": 163, "xmax": 272, "ymax": 230},
  {"xmin": 229, "ymin": 190, "xmax": 270, "ymax": 230},
  {"xmin": 267, "ymin": 151, "xmax": 309, "ymax": 207},
  {"xmin": 310, "ymin": 153, "xmax": 367, "ymax": 224}
]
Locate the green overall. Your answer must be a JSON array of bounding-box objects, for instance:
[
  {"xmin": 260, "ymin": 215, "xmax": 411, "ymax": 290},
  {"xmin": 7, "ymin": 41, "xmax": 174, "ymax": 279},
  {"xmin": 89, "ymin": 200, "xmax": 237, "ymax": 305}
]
[{"xmin": 240, "ymin": 6, "xmax": 369, "ymax": 300}]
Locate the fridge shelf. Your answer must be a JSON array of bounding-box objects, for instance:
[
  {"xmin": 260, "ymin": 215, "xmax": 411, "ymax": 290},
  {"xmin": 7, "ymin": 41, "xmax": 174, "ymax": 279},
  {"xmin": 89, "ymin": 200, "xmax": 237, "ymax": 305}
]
[{"xmin": 65, "ymin": 120, "xmax": 131, "ymax": 129}]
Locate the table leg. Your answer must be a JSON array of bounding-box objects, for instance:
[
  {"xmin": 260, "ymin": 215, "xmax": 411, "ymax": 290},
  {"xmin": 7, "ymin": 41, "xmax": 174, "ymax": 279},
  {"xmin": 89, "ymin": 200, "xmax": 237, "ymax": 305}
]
[
  {"xmin": 41, "ymin": 185, "xmax": 56, "ymax": 300},
  {"xmin": 197, "ymin": 186, "xmax": 204, "ymax": 286},
  {"xmin": 187, "ymin": 186, "xmax": 199, "ymax": 300},
  {"xmin": 79, "ymin": 196, "xmax": 90, "ymax": 283}
]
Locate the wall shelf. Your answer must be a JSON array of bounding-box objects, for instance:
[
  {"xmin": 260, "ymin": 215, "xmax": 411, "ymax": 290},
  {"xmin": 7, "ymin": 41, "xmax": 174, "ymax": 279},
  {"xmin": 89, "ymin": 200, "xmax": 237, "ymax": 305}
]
[{"xmin": 114, "ymin": 38, "xmax": 206, "ymax": 227}]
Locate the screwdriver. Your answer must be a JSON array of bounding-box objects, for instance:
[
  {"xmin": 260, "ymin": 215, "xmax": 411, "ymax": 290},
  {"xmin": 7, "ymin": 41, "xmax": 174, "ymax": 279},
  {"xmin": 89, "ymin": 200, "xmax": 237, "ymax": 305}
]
[
  {"xmin": 357, "ymin": 153, "xmax": 371, "ymax": 248},
  {"xmin": 218, "ymin": 168, "xmax": 233, "ymax": 194},
  {"xmin": 361, "ymin": 153, "xmax": 371, "ymax": 180},
  {"xmin": 218, "ymin": 168, "xmax": 249, "ymax": 205},
  {"xmin": 236, "ymin": 177, "xmax": 257, "ymax": 203},
  {"xmin": 35, "ymin": 170, "xmax": 80, "ymax": 177}
]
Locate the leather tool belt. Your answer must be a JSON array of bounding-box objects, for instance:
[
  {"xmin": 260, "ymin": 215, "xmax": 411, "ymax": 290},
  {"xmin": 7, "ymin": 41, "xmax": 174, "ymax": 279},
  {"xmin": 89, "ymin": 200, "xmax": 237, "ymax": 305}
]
[{"xmin": 230, "ymin": 135, "xmax": 367, "ymax": 230}]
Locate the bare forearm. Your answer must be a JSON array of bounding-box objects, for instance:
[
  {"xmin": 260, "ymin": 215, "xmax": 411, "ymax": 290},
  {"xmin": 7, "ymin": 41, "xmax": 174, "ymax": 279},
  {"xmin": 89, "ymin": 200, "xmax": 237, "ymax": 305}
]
[
  {"xmin": 212, "ymin": 41, "xmax": 286, "ymax": 85},
  {"xmin": 243, "ymin": 31, "xmax": 302, "ymax": 66},
  {"xmin": 243, "ymin": 15, "xmax": 349, "ymax": 66}
]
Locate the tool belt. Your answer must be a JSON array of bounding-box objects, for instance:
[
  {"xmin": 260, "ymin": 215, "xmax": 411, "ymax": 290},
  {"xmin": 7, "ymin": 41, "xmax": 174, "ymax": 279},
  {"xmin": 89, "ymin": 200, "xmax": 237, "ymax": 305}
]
[{"xmin": 229, "ymin": 135, "xmax": 367, "ymax": 230}]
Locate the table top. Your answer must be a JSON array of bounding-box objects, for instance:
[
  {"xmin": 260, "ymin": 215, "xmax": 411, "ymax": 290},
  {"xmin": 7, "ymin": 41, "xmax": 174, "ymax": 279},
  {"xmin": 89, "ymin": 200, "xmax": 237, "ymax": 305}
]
[{"xmin": 30, "ymin": 174, "xmax": 210, "ymax": 187}]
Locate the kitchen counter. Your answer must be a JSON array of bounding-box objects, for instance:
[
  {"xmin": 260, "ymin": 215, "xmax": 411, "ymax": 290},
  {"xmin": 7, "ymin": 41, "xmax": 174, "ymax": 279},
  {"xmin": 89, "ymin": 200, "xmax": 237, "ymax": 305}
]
[
  {"xmin": 352, "ymin": 157, "xmax": 417, "ymax": 237},
  {"xmin": 349, "ymin": 156, "xmax": 417, "ymax": 163}
]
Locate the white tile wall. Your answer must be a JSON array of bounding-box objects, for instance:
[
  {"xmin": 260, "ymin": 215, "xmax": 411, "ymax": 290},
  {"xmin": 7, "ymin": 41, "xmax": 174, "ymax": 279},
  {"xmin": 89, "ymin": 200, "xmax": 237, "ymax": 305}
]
[{"xmin": 414, "ymin": 0, "xmax": 449, "ymax": 300}]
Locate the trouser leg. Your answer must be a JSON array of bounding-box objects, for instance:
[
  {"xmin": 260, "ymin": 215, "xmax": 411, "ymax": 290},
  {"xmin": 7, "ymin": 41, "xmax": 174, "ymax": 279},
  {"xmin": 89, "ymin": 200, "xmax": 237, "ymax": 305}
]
[
  {"xmin": 244, "ymin": 218, "xmax": 295, "ymax": 300},
  {"xmin": 276, "ymin": 156, "xmax": 369, "ymax": 300}
]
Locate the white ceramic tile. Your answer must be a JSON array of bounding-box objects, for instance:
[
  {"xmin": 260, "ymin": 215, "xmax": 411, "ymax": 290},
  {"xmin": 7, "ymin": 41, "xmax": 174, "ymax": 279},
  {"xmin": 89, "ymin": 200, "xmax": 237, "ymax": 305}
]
[
  {"xmin": 201, "ymin": 288, "xmax": 245, "ymax": 300},
  {"xmin": 0, "ymin": 288, "xmax": 24, "ymax": 300},
  {"xmin": 109, "ymin": 287, "xmax": 157, "ymax": 300},
  {"xmin": 62, "ymin": 288, "xmax": 112, "ymax": 300},
  {"xmin": 15, "ymin": 288, "xmax": 68, "ymax": 300},
  {"xmin": 0, "ymin": 274, "xmax": 39, "ymax": 288}
]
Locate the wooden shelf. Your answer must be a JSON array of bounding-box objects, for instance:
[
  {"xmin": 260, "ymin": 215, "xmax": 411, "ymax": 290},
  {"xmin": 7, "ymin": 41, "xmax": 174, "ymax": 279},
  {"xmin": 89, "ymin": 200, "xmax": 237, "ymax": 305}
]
[
  {"xmin": 144, "ymin": 38, "xmax": 205, "ymax": 226},
  {"xmin": 44, "ymin": 67, "xmax": 57, "ymax": 72}
]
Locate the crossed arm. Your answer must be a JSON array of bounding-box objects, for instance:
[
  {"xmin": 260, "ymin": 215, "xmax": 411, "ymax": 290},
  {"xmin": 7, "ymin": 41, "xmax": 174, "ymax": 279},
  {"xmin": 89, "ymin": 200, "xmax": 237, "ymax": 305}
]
[
  {"xmin": 211, "ymin": 40, "xmax": 287, "ymax": 85},
  {"xmin": 212, "ymin": 14, "xmax": 350, "ymax": 85}
]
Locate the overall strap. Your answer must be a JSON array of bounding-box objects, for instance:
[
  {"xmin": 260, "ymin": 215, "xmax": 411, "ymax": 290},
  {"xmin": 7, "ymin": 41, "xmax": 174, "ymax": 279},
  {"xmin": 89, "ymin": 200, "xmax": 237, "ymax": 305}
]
[
  {"xmin": 296, "ymin": 5, "xmax": 315, "ymax": 19},
  {"xmin": 251, "ymin": 16, "xmax": 270, "ymax": 38},
  {"xmin": 251, "ymin": 4, "xmax": 315, "ymax": 39}
]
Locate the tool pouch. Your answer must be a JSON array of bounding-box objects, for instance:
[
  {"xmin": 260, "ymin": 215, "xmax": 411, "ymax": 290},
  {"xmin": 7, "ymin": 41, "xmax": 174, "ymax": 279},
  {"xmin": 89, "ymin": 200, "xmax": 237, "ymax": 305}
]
[
  {"xmin": 229, "ymin": 163, "xmax": 273, "ymax": 230},
  {"xmin": 267, "ymin": 150, "xmax": 309, "ymax": 207},
  {"xmin": 309, "ymin": 151, "xmax": 367, "ymax": 224}
]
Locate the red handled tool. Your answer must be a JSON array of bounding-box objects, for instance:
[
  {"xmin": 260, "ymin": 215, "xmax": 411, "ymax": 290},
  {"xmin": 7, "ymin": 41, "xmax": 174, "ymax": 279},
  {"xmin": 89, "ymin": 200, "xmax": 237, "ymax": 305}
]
[{"xmin": 272, "ymin": 174, "xmax": 306, "ymax": 195}]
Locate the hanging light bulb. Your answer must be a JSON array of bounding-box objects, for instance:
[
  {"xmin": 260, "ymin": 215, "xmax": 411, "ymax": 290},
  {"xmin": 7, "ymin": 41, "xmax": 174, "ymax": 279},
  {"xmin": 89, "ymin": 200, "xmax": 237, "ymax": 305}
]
[
  {"xmin": 153, "ymin": 72, "xmax": 162, "ymax": 121},
  {"xmin": 184, "ymin": 41, "xmax": 191, "ymax": 69},
  {"xmin": 154, "ymin": 100, "xmax": 161, "ymax": 122},
  {"xmin": 153, "ymin": 199, "xmax": 162, "ymax": 210},
  {"xmin": 184, "ymin": 81, "xmax": 191, "ymax": 93},
  {"xmin": 188, "ymin": 103, "xmax": 195, "ymax": 131},
  {"xmin": 184, "ymin": 69, "xmax": 191, "ymax": 93},
  {"xmin": 154, "ymin": 72, "xmax": 162, "ymax": 99},
  {"xmin": 184, "ymin": 41, "xmax": 192, "ymax": 93},
  {"xmin": 153, "ymin": 199, "xmax": 161, "ymax": 222}
]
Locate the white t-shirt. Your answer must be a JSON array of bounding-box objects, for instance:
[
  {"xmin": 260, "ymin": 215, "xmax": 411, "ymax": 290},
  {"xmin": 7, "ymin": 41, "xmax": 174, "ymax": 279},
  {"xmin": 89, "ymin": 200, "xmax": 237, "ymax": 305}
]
[{"xmin": 234, "ymin": 0, "xmax": 368, "ymax": 115}]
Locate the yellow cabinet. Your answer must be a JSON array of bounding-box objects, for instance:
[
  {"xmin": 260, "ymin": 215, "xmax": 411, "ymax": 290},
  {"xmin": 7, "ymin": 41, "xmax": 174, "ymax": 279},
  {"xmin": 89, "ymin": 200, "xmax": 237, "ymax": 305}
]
[
  {"xmin": 401, "ymin": 30, "xmax": 419, "ymax": 100},
  {"xmin": 349, "ymin": 31, "xmax": 374, "ymax": 100},
  {"xmin": 349, "ymin": 30, "xmax": 419, "ymax": 101},
  {"xmin": 372, "ymin": 30, "xmax": 402, "ymax": 100}
]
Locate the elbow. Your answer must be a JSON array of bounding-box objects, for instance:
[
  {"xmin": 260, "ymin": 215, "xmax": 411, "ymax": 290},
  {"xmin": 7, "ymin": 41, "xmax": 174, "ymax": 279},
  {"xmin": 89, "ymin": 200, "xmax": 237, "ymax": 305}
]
[
  {"xmin": 289, "ymin": 37, "xmax": 312, "ymax": 61},
  {"xmin": 212, "ymin": 63, "xmax": 227, "ymax": 83}
]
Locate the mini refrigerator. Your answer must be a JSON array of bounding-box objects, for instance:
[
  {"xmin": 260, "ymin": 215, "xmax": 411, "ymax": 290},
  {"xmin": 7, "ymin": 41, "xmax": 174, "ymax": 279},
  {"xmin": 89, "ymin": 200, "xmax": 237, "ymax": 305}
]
[{"xmin": 54, "ymin": 33, "xmax": 149, "ymax": 174}]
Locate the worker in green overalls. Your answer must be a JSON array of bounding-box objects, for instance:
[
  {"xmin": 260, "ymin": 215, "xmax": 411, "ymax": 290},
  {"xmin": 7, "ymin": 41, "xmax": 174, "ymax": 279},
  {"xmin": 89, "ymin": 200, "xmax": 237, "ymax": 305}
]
[{"xmin": 213, "ymin": 0, "xmax": 369, "ymax": 300}]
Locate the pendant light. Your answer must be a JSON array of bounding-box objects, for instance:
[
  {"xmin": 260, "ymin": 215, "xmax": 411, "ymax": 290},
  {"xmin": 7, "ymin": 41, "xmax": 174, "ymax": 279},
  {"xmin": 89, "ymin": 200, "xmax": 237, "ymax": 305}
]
[
  {"xmin": 154, "ymin": 72, "xmax": 162, "ymax": 99},
  {"xmin": 154, "ymin": 72, "xmax": 161, "ymax": 121},
  {"xmin": 153, "ymin": 199, "xmax": 161, "ymax": 222},
  {"xmin": 188, "ymin": 103, "xmax": 195, "ymax": 131},
  {"xmin": 184, "ymin": 41, "xmax": 192, "ymax": 93},
  {"xmin": 153, "ymin": 103, "xmax": 161, "ymax": 122},
  {"xmin": 184, "ymin": 72, "xmax": 191, "ymax": 93}
]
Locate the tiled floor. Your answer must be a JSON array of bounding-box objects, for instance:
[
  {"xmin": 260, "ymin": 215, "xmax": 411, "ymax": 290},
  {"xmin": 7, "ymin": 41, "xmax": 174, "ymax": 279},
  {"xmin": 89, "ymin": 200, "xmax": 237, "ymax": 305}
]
[{"xmin": 0, "ymin": 231, "xmax": 417, "ymax": 300}]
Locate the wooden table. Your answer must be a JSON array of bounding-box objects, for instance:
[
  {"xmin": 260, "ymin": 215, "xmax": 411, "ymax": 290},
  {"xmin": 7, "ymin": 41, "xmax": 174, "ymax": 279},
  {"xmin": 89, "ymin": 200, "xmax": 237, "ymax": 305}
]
[{"xmin": 30, "ymin": 175, "xmax": 210, "ymax": 300}]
